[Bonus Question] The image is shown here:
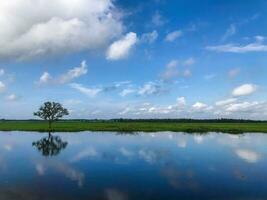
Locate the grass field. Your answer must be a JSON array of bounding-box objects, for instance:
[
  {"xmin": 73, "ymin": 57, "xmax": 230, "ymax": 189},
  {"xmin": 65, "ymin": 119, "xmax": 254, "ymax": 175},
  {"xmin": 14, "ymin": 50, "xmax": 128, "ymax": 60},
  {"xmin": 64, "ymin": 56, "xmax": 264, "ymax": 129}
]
[{"xmin": 0, "ymin": 120, "xmax": 266, "ymax": 133}]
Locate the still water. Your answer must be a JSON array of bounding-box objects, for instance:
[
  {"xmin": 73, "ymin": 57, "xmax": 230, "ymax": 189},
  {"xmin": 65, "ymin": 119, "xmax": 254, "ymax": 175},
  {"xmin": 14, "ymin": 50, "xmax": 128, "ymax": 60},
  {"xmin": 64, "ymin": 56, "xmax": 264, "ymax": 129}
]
[{"xmin": 0, "ymin": 131, "xmax": 267, "ymax": 200}]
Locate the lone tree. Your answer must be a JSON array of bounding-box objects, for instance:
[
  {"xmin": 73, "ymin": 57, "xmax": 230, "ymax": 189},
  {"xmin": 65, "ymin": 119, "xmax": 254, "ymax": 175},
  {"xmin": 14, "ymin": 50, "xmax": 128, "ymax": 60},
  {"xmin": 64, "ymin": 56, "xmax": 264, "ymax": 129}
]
[{"xmin": 34, "ymin": 102, "xmax": 69, "ymax": 130}]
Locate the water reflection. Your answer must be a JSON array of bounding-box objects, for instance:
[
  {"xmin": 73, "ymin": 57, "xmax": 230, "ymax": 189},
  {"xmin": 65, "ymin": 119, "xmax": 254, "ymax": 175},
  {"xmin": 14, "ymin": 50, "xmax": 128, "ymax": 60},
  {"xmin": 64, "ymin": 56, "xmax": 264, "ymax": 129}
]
[
  {"xmin": 32, "ymin": 132, "xmax": 68, "ymax": 157},
  {"xmin": 0, "ymin": 131, "xmax": 266, "ymax": 200}
]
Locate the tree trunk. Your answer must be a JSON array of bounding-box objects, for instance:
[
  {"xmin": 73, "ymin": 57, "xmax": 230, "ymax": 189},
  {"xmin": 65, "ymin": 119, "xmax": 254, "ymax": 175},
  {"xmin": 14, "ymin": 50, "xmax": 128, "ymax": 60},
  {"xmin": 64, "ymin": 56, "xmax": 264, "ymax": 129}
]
[{"xmin": 48, "ymin": 121, "xmax": 51, "ymax": 130}]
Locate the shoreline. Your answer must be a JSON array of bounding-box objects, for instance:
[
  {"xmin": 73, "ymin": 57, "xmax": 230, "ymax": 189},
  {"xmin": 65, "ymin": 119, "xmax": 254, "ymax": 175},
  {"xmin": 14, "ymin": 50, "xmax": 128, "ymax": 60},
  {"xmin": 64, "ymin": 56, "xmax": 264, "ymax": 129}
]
[{"xmin": 0, "ymin": 121, "xmax": 266, "ymax": 133}]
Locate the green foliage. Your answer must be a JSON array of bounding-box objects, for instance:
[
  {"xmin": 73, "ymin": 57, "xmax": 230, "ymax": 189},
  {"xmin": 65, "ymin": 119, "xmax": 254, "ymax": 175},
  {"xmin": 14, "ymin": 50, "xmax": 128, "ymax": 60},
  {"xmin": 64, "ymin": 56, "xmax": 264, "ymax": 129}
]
[
  {"xmin": 0, "ymin": 121, "xmax": 267, "ymax": 133},
  {"xmin": 33, "ymin": 102, "xmax": 69, "ymax": 129}
]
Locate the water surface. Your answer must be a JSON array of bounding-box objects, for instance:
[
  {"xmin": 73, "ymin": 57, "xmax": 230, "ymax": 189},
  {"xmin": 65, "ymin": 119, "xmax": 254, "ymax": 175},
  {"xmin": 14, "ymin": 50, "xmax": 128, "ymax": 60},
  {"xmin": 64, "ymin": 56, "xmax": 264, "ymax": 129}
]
[{"xmin": 0, "ymin": 131, "xmax": 267, "ymax": 200}]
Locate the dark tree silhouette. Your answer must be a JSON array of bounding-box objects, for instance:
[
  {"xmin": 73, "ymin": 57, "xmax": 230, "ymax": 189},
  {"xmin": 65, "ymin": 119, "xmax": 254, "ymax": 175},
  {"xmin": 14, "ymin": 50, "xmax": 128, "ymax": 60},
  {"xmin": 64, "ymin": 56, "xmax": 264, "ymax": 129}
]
[
  {"xmin": 32, "ymin": 133, "xmax": 68, "ymax": 157},
  {"xmin": 34, "ymin": 101, "xmax": 69, "ymax": 130}
]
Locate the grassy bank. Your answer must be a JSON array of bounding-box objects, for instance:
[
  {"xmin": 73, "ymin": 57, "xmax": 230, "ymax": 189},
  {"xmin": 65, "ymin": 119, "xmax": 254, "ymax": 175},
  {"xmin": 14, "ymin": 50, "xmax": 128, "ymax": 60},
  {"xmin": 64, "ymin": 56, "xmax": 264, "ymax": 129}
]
[{"xmin": 0, "ymin": 120, "xmax": 266, "ymax": 133}]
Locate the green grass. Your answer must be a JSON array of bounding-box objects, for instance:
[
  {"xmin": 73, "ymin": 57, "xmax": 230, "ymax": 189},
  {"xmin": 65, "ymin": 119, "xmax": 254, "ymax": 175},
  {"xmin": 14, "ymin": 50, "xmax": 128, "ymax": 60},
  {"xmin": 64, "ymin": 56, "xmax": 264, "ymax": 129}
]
[{"xmin": 0, "ymin": 120, "xmax": 266, "ymax": 133}]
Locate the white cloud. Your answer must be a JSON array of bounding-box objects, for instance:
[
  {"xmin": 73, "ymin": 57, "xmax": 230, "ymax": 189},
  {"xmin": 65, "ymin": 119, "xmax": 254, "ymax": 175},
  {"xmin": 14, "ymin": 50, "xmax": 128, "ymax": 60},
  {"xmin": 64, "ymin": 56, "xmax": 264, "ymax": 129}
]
[
  {"xmin": 221, "ymin": 24, "xmax": 236, "ymax": 41},
  {"xmin": 0, "ymin": 0, "xmax": 123, "ymax": 60},
  {"xmin": 141, "ymin": 30, "xmax": 158, "ymax": 44},
  {"xmin": 119, "ymin": 88, "xmax": 135, "ymax": 97},
  {"xmin": 225, "ymin": 101, "xmax": 260, "ymax": 112},
  {"xmin": 59, "ymin": 60, "xmax": 87, "ymax": 84},
  {"xmin": 0, "ymin": 81, "xmax": 6, "ymax": 92},
  {"xmin": 232, "ymin": 84, "xmax": 257, "ymax": 97},
  {"xmin": 6, "ymin": 94, "xmax": 19, "ymax": 102},
  {"xmin": 0, "ymin": 69, "xmax": 4, "ymax": 76},
  {"xmin": 160, "ymin": 60, "xmax": 179, "ymax": 81},
  {"xmin": 117, "ymin": 97, "xmax": 267, "ymax": 119},
  {"xmin": 215, "ymin": 98, "xmax": 237, "ymax": 106},
  {"xmin": 70, "ymin": 83, "xmax": 102, "ymax": 97},
  {"xmin": 138, "ymin": 82, "xmax": 166, "ymax": 96},
  {"xmin": 192, "ymin": 102, "xmax": 208, "ymax": 110},
  {"xmin": 37, "ymin": 60, "xmax": 87, "ymax": 85},
  {"xmin": 183, "ymin": 57, "xmax": 195, "ymax": 66},
  {"xmin": 165, "ymin": 30, "xmax": 182, "ymax": 42},
  {"xmin": 106, "ymin": 32, "xmax": 138, "ymax": 60},
  {"xmin": 228, "ymin": 68, "xmax": 240, "ymax": 78},
  {"xmin": 160, "ymin": 58, "xmax": 193, "ymax": 81},
  {"xmin": 206, "ymin": 36, "xmax": 267, "ymax": 53},
  {"xmin": 235, "ymin": 149, "xmax": 260, "ymax": 163},
  {"xmin": 176, "ymin": 97, "xmax": 186, "ymax": 107},
  {"xmin": 38, "ymin": 72, "xmax": 52, "ymax": 85}
]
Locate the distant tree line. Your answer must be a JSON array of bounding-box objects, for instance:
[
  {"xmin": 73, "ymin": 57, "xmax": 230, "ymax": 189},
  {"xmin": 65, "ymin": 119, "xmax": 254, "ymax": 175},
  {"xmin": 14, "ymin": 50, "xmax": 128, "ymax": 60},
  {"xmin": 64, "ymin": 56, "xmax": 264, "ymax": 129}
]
[{"xmin": 1, "ymin": 118, "xmax": 266, "ymax": 123}]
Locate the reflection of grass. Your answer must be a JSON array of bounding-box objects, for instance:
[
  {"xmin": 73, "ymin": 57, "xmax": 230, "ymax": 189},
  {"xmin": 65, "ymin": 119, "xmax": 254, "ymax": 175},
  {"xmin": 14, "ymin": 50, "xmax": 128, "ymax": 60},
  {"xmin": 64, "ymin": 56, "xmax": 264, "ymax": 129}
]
[{"xmin": 0, "ymin": 121, "xmax": 267, "ymax": 133}]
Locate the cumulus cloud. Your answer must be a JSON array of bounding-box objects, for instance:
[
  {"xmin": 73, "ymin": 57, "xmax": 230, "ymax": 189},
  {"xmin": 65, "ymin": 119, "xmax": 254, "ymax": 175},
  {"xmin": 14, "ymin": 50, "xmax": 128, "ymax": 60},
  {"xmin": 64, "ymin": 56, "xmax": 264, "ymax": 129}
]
[
  {"xmin": 0, "ymin": 81, "xmax": 6, "ymax": 92},
  {"xmin": 214, "ymin": 98, "xmax": 267, "ymax": 118},
  {"xmin": 38, "ymin": 72, "xmax": 52, "ymax": 85},
  {"xmin": 192, "ymin": 102, "xmax": 209, "ymax": 111},
  {"xmin": 232, "ymin": 84, "xmax": 257, "ymax": 97},
  {"xmin": 59, "ymin": 60, "xmax": 87, "ymax": 84},
  {"xmin": 165, "ymin": 30, "xmax": 182, "ymax": 42},
  {"xmin": 0, "ymin": 0, "xmax": 123, "ymax": 60},
  {"xmin": 206, "ymin": 36, "xmax": 267, "ymax": 53},
  {"xmin": 106, "ymin": 32, "xmax": 138, "ymax": 60},
  {"xmin": 141, "ymin": 30, "xmax": 158, "ymax": 44},
  {"xmin": 117, "ymin": 96, "xmax": 267, "ymax": 119},
  {"xmin": 176, "ymin": 97, "xmax": 186, "ymax": 107}
]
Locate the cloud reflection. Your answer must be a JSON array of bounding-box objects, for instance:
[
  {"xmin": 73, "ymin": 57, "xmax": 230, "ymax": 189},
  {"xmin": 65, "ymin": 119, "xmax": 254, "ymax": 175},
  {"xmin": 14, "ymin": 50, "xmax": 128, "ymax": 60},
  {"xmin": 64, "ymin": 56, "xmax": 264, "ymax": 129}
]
[
  {"xmin": 70, "ymin": 147, "xmax": 98, "ymax": 162},
  {"xmin": 106, "ymin": 189, "xmax": 128, "ymax": 200},
  {"xmin": 235, "ymin": 149, "xmax": 261, "ymax": 163}
]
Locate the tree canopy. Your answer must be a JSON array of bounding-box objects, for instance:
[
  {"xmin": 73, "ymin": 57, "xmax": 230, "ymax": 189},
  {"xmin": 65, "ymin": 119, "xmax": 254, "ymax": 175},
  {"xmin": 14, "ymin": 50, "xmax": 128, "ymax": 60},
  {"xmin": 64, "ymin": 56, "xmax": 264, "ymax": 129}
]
[{"xmin": 34, "ymin": 101, "xmax": 69, "ymax": 129}]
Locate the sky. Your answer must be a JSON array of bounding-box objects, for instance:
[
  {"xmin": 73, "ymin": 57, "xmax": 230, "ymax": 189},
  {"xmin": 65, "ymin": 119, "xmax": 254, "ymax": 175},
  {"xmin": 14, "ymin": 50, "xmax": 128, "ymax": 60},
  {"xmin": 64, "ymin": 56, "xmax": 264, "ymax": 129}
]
[{"xmin": 0, "ymin": 0, "xmax": 267, "ymax": 119}]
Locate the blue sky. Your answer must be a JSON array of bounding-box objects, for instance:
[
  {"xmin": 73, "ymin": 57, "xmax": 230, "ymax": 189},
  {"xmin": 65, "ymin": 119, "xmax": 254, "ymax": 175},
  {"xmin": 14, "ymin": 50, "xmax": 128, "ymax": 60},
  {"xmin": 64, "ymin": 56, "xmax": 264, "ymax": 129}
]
[{"xmin": 0, "ymin": 0, "xmax": 267, "ymax": 119}]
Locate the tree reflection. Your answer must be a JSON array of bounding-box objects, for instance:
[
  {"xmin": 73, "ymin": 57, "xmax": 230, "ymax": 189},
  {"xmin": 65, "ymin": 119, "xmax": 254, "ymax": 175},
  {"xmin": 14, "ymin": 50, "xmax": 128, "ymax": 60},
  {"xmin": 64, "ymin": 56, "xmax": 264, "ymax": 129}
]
[{"xmin": 32, "ymin": 133, "xmax": 68, "ymax": 157}]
